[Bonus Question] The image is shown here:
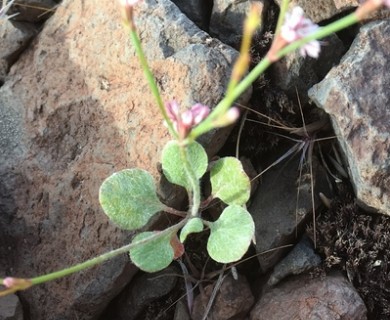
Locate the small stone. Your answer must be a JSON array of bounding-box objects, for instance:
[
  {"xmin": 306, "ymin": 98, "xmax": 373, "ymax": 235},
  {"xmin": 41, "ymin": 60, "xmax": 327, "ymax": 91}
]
[
  {"xmin": 268, "ymin": 235, "xmax": 322, "ymax": 286},
  {"xmin": 0, "ymin": 294, "xmax": 23, "ymax": 320},
  {"xmin": 192, "ymin": 274, "xmax": 254, "ymax": 320},
  {"xmin": 210, "ymin": 0, "xmax": 267, "ymax": 48}
]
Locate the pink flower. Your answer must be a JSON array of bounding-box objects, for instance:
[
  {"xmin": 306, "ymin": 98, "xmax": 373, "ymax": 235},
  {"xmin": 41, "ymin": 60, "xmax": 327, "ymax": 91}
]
[
  {"xmin": 281, "ymin": 6, "xmax": 321, "ymax": 58},
  {"xmin": 119, "ymin": 0, "xmax": 141, "ymax": 7},
  {"xmin": 384, "ymin": 0, "xmax": 390, "ymax": 8},
  {"xmin": 165, "ymin": 101, "xmax": 210, "ymax": 139}
]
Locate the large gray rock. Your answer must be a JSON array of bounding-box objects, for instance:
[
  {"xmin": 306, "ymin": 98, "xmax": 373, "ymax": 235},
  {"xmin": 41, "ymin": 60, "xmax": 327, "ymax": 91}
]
[
  {"xmin": 0, "ymin": 0, "xmax": 250, "ymax": 319},
  {"xmin": 309, "ymin": 20, "xmax": 390, "ymax": 215},
  {"xmin": 249, "ymin": 155, "xmax": 329, "ymax": 272}
]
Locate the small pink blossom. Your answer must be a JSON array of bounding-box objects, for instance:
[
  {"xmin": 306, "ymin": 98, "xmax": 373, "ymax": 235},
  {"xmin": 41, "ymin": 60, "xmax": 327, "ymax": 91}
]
[
  {"xmin": 119, "ymin": 0, "xmax": 141, "ymax": 7},
  {"xmin": 384, "ymin": 0, "xmax": 390, "ymax": 8},
  {"xmin": 281, "ymin": 6, "xmax": 321, "ymax": 58},
  {"xmin": 165, "ymin": 101, "xmax": 210, "ymax": 139},
  {"xmin": 2, "ymin": 277, "xmax": 15, "ymax": 288},
  {"xmin": 212, "ymin": 107, "xmax": 240, "ymax": 128}
]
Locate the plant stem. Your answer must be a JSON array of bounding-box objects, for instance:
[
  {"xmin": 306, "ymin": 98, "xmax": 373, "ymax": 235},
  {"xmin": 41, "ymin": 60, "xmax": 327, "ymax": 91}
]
[
  {"xmin": 274, "ymin": 0, "xmax": 290, "ymax": 36},
  {"xmin": 9, "ymin": 222, "xmax": 186, "ymax": 287},
  {"xmin": 128, "ymin": 29, "xmax": 178, "ymax": 139},
  {"xmin": 189, "ymin": 10, "xmax": 360, "ymax": 141},
  {"xmin": 179, "ymin": 145, "xmax": 201, "ymax": 217}
]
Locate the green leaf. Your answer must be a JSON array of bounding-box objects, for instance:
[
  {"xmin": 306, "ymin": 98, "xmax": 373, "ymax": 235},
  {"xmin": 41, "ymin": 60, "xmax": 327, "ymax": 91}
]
[
  {"xmin": 210, "ymin": 157, "xmax": 250, "ymax": 205},
  {"xmin": 130, "ymin": 231, "xmax": 174, "ymax": 272},
  {"xmin": 180, "ymin": 217, "xmax": 204, "ymax": 242},
  {"xmin": 99, "ymin": 169, "xmax": 165, "ymax": 230},
  {"xmin": 161, "ymin": 140, "xmax": 208, "ymax": 190},
  {"xmin": 207, "ymin": 205, "xmax": 255, "ymax": 263}
]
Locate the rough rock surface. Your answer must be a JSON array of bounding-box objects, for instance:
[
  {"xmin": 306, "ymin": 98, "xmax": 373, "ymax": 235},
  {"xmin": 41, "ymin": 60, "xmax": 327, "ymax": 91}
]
[
  {"xmin": 0, "ymin": 294, "xmax": 24, "ymax": 320},
  {"xmin": 270, "ymin": 34, "xmax": 345, "ymax": 104},
  {"xmin": 250, "ymin": 273, "xmax": 367, "ymax": 320},
  {"xmin": 309, "ymin": 20, "xmax": 390, "ymax": 215},
  {"xmin": 249, "ymin": 156, "xmax": 329, "ymax": 272},
  {"xmin": 192, "ymin": 274, "xmax": 254, "ymax": 320},
  {"xmin": 274, "ymin": 0, "xmax": 359, "ymax": 23},
  {"xmin": 0, "ymin": 20, "xmax": 36, "ymax": 81},
  {"xmin": 103, "ymin": 266, "xmax": 178, "ymax": 320},
  {"xmin": 171, "ymin": 0, "xmax": 212, "ymax": 31},
  {"xmin": 210, "ymin": 0, "xmax": 267, "ymax": 48},
  {"xmin": 0, "ymin": 0, "xmax": 249, "ymax": 319}
]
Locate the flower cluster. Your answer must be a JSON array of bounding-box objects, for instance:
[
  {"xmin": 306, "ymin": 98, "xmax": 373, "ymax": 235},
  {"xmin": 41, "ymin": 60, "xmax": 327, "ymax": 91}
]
[
  {"xmin": 165, "ymin": 101, "xmax": 210, "ymax": 139},
  {"xmin": 281, "ymin": 6, "xmax": 321, "ymax": 58}
]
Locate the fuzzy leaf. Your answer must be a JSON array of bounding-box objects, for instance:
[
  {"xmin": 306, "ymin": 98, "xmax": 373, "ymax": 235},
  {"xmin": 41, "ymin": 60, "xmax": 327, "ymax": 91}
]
[
  {"xmin": 210, "ymin": 157, "xmax": 250, "ymax": 205},
  {"xmin": 162, "ymin": 140, "xmax": 208, "ymax": 190},
  {"xmin": 99, "ymin": 169, "xmax": 165, "ymax": 230},
  {"xmin": 180, "ymin": 218, "xmax": 204, "ymax": 242},
  {"xmin": 207, "ymin": 205, "xmax": 255, "ymax": 263},
  {"xmin": 130, "ymin": 231, "xmax": 174, "ymax": 272}
]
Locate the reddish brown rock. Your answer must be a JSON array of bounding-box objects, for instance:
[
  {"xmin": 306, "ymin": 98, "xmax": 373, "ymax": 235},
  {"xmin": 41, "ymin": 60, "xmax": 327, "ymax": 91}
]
[
  {"xmin": 0, "ymin": 0, "xmax": 249, "ymax": 319},
  {"xmin": 192, "ymin": 274, "xmax": 254, "ymax": 320},
  {"xmin": 250, "ymin": 273, "xmax": 367, "ymax": 320}
]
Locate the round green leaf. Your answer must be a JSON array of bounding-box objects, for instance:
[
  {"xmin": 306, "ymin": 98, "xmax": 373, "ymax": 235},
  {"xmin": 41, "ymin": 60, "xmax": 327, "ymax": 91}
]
[
  {"xmin": 99, "ymin": 169, "xmax": 165, "ymax": 230},
  {"xmin": 130, "ymin": 231, "xmax": 174, "ymax": 272},
  {"xmin": 161, "ymin": 140, "xmax": 208, "ymax": 190},
  {"xmin": 207, "ymin": 205, "xmax": 255, "ymax": 263},
  {"xmin": 180, "ymin": 217, "xmax": 204, "ymax": 242},
  {"xmin": 210, "ymin": 157, "xmax": 250, "ymax": 205}
]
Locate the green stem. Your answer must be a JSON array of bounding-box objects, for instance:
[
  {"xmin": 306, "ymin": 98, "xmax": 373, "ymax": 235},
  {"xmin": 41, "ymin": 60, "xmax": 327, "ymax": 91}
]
[
  {"xmin": 179, "ymin": 145, "xmax": 201, "ymax": 217},
  {"xmin": 12, "ymin": 222, "xmax": 186, "ymax": 286},
  {"xmin": 188, "ymin": 57, "xmax": 271, "ymax": 140},
  {"xmin": 275, "ymin": 0, "xmax": 290, "ymax": 37},
  {"xmin": 189, "ymin": 11, "xmax": 359, "ymax": 141},
  {"xmin": 129, "ymin": 29, "xmax": 178, "ymax": 139}
]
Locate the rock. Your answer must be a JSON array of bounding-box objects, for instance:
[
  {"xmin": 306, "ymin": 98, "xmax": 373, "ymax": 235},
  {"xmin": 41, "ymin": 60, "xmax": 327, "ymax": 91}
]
[
  {"xmin": 103, "ymin": 266, "xmax": 178, "ymax": 320},
  {"xmin": 0, "ymin": 20, "xmax": 36, "ymax": 81},
  {"xmin": 268, "ymin": 235, "xmax": 321, "ymax": 286},
  {"xmin": 0, "ymin": 294, "xmax": 23, "ymax": 320},
  {"xmin": 250, "ymin": 272, "xmax": 367, "ymax": 320},
  {"xmin": 192, "ymin": 274, "xmax": 254, "ymax": 320},
  {"xmin": 270, "ymin": 34, "xmax": 345, "ymax": 104},
  {"xmin": 0, "ymin": 0, "xmax": 250, "ymax": 319},
  {"xmin": 249, "ymin": 155, "xmax": 329, "ymax": 273},
  {"xmin": 308, "ymin": 20, "xmax": 390, "ymax": 215},
  {"xmin": 174, "ymin": 300, "xmax": 191, "ymax": 320},
  {"xmin": 273, "ymin": 0, "xmax": 359, "ymax": 23},
  {"xmin": 171, "ymin": 0, "xmax": 212, "ymax": 31},
  {"xmin": 209, "ymin": 0, "xmax": 267, "ymax": 48}
]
